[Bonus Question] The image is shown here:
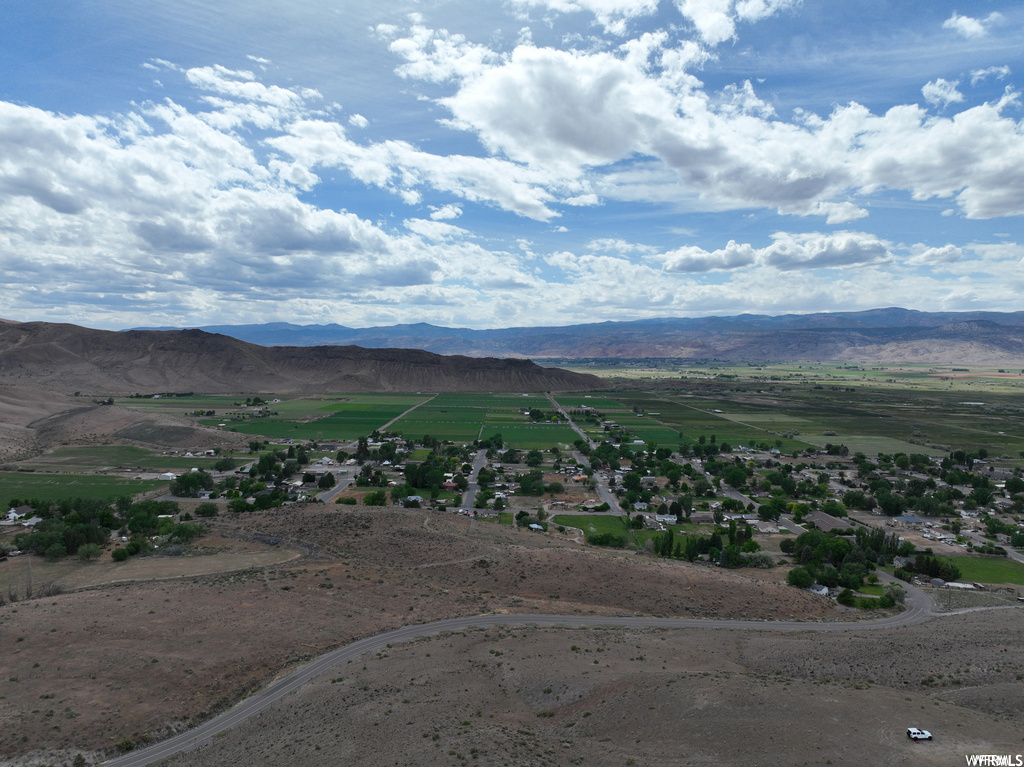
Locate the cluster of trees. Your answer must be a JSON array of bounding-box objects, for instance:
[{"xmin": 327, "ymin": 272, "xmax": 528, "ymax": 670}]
[
  {"xmin": 894, "ymin": 554, "xmax": 962, "ymax": 583},
  {"xmin": 525, "ymin": 408, "xmax": 564, "ymax": 423},
  {"xmin": 475, "ymin": 433, "xmax": 504, "ymax": 453},
  {"xmin": 15, "ymin": 517, "xmax": 110, "ymax": 561},
  {"xmin": 782, "ymin": 528, "xmax": 902, "ymax": 592},
  {"xmin": 836, "ymin": 448, "xmax": 1019, "ymax": 517},
  {"xmin": 646, "ymin": 519, "xmax": 770, "ymax": 568},
  {"xmin": 517, "ymin": 469, "xmax": 562, "ymax": 497},
  {"xmin": 170, "ymin": 470, "xmax": 215, "ymax": 498},
  {"xmin": 11, "ymin": 497, "xmax": 205, "ymax": 562}
]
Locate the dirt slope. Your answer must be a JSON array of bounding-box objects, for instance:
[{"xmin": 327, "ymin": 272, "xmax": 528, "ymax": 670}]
[{"xmin": 2, "ymin": 506, "xmax": 1021, "ymax": 767}]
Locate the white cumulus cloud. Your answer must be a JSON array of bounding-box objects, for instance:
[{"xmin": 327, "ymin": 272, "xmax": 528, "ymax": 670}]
[
  {"xmin": 942, "ymin": 11, "xmax": 1003, "ymax": 39},
  {"xmin": 661, "ymin": 231, "xmax": 892, "ymax": 273},
  {"xmin": 922, "ymin": 78, "xmax": 964, "ymax": 108}
]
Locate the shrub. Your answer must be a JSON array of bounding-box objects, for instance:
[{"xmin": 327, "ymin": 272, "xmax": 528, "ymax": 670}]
[
  {"xmin": 746, "ymin": 552, "xmax": 776, "ymax": 569},
  {"xmin": 884, "ymin": 582, "xmax": 906, "ymax": 604},
  {"xmin": 586, "ymin": 533, "xmax": 627, "ymax": 548},
  {"xmin": 195, "ymin": 502, "xmax": 218, "ymax": 517},
  {"xmin": 77, "ymin": 543, "xmax": 102, "ymax": 561},
  {"xmin": 837, "ymin": 588, "xmax": 857, "ymax": 607},
  {"xmin": 111, "ymin": 547, "xmax": 130, "ymax": 562}
]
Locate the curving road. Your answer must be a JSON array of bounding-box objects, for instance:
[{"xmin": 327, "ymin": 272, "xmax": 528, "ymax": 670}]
[{"xmin": 96, "ymin": 574, "xmax": 997, "ymax": 767}]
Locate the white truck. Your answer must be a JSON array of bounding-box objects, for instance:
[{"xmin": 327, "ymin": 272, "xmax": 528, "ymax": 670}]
[{"xmin": 907, "ymin": 727, "xmax": 932, "ymax": 741}]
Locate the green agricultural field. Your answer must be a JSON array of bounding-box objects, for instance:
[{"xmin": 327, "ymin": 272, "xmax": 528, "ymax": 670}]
[
  {"xmin": 480, "ymin": 424, "xmax": 581, "ymax": 449},
  {"xmin": 209, "ymin": 394, "xmax": 433, "ymax": 441},
  {"xmin": 390, "ymin": 392, "xmax": 568, "ymax": 445},
  {"xmin": 942, "ymin": 556, "xmax": 1024, "ymax": 586},
  {"xmin": 627, "ymin": 423, "xmax": 686, "ymax": 445},
  {"xmin": 391, "ymin": 405, "xmax": 488, "ymax": 442},
  {"xmin": 0, "ymin": 473, "xmax": 166, "ymax": 508},
  {"xmin": 552, "ymin": 394, "xmax": 631, "ymax": 411},
  {"xmin": 115, "ymin": 394, "xmax": 242, "ymax": 411},
  {"xmin": 11, "ymin": 446, "xmax": 224, "ymax": 473},
  {"xmin": 800, "ymin": 435, "xmax": 947, "ymax": 458},
  {"xmin": 13, "ymin": 445, "xmax": 155, "ymax": 472}
]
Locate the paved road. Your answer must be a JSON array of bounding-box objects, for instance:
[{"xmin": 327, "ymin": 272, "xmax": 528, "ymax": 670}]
[
  {"xmin": 545, "ymin": 392, "xmax": 594, "ymax": 448},
  {"xmin": 313, "ymin": 472, "xmax": 354, "ymax": 503},
  {"xmin": 97, "ymin": 574, "xmax": 996, "ymax": 767},
  {"xmin": 460, "ymin": 449, "xmax": 488, "ymax": 510},
  {"xmin": 963, "ymin": 529, "xmax": 1024, "ymax": 564}
]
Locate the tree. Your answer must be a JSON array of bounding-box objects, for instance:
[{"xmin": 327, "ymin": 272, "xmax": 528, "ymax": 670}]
[
  {"xmin": 355, "ymin": 437, "xmax": 370, "ymax": 464},
  {"xmin": 45, "ymin": 542, "xmax": 67, "ymax": 561},
  {"xmin": 214, "ymin": 457, "xmax": 237, "ymax": 472},
  {"xmin": 786, "ymin": 566, "xmax": 814, "ymax": 588},
  {"xmin": 837, "ymin": 588, "xmax": 857, "ymax": 606},
  {"xmin": 317, "ymin": 472, "xmax": 337, "ymax": 490},
  {"xmin": 719, "ymin": 545, "xmax": 744, "ymax": 568},
  {"xmin": 623, "ymin": 472, "xmax": 643, "ymax": 493},
  {"xmin": 724, "ymin": 467, "xmax": 747, "ymax": 488},
  {"xmin": 195, "ymin": 502, "xmax": 218, "ymax": 517}
]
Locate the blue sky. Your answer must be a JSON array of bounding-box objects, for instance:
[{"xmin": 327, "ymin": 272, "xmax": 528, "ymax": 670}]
[{"xmin": 0, "ymin": 0, "xmax": 1021, "ymax": 330}]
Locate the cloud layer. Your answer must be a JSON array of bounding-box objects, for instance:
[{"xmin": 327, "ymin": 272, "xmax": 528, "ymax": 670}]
[{"xmin": 0, "ymin": 1, "xmax": 1021, "ymax": 329}]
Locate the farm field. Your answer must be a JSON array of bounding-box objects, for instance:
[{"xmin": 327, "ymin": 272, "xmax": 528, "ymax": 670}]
[
  {"xmin": 389, "ymin": 392, "xmax": 575, "ymax": 448},
  {"xmin": 11, "ymin": 445, "xmax": 224, "ymax": 472},
  {"xmin": 595, "ymin": 369, "xmax": 1024, "ymax": 456},
  {"xmin": 204, "ymin": 394, "xmax": 432, "ymax": 441},
  {"xmin": 0, "ymin": 472, "xmax": 166, "ymax": 508},
  {"xmin": 479, "ymin": 423, "xmax": 580, "ymax": 449}
]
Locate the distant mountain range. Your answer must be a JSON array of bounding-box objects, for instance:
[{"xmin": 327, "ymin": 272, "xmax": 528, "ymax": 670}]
[
  {"xmin": 135, "ymin": 309, "xmax": 1024, "ymax": 365},
  {"xmin": 0, "ymin": 320, "xmax": 602, "ymax": 394}
]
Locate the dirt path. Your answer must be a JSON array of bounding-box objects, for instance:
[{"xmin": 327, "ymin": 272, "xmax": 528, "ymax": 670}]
[{"xmin": 377, "ymin": 393, "xmax": 437, "ymax": 432}]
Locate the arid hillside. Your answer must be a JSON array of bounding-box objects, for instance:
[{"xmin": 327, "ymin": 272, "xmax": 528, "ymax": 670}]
[
  {"xmin": 0, "ymin": 320, "xmax": 604, "ymax": 395},
  {"xmin": 2, "ymin": 506, "xmax": 1022, "ymax": 767}
]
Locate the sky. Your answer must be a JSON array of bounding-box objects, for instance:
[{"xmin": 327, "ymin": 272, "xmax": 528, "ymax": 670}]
[{"xmin": 0, "ymin": 0, "xmax": 1022, "ymax": 330}]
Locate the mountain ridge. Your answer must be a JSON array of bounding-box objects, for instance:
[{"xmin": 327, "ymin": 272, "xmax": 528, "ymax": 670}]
[
  {"xmin": 0, "ymin": 321, "xmax": 603, "ymax": 394},
  {"xmin": 131, "ymin": 308, "xmax": 1024, "ymax": 364}
]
